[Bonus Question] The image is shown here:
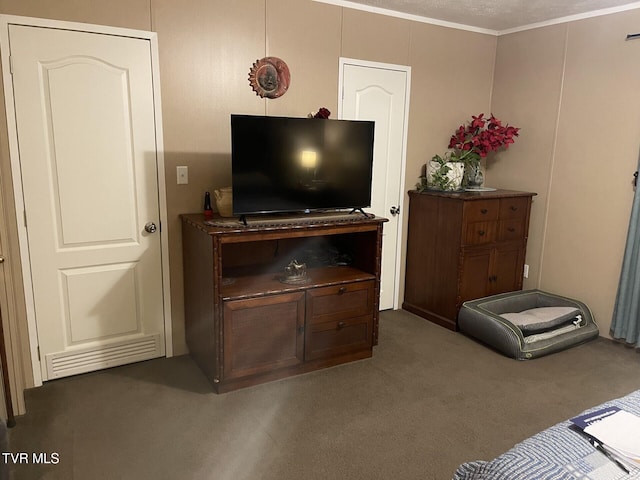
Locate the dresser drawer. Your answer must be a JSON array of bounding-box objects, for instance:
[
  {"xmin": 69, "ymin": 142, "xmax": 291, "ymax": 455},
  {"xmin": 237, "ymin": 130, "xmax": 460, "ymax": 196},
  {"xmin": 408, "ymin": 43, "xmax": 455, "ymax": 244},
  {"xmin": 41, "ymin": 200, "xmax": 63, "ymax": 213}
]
[
  {"xmin": 464, "ymin": 200, "xmax": 499, "ymax": 222},
  {"xmin": 306, "ymin": 281, "xmax": 375, "ymax": 325},
  {"xmin": 499, "ymin": 197, "xmax": 529, "ymax": 220},
  {"xmin": 498, "ymin": 219, "xmax": 526, "ymax": 242},
  {"xmin": 464, "ymin": 221, "xmax": 497, "ymax": 245}
]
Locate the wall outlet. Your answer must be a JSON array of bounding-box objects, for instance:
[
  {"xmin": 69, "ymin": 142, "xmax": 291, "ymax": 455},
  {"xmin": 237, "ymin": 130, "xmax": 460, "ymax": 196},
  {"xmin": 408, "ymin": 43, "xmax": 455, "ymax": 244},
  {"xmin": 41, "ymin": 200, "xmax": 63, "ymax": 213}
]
[
  {"xmin": 523, "ymin": 264, "xmax": 529, "ymax": 278},
  {"xmin": 177, "ymin": 166, "xmax": 188, "ymax": 184}
]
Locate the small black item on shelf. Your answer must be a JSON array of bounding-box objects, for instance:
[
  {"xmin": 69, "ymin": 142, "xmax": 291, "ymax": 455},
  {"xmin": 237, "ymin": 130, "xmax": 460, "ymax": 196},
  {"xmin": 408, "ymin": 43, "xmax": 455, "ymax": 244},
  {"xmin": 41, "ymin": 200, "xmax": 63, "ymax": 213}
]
[
  {"xmin": 333, "ymin": 253, "xmax": 353, "ymax": 266},
  {"xmin": 203, "ymin": 191, "xmax": 213, "ymax": 219}
]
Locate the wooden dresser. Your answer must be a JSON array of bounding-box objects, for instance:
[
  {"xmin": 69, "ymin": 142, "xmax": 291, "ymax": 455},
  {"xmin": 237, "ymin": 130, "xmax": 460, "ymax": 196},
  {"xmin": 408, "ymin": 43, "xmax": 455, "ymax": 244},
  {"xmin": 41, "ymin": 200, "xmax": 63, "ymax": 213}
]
[
  {"xmin": 181, "ymin": 213, "xmax": 386, "ymax": 393},
  {"xmin": 403, "ymin": 189, "xmax": 536, "ymax": 330}
]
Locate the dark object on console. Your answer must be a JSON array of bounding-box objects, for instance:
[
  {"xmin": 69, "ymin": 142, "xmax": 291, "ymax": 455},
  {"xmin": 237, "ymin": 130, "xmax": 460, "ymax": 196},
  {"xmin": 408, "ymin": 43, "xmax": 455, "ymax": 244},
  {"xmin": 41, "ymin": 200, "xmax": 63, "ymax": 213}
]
[{"xmin": 458, "ymin": 289, "xmax": 599, "ymax": 360}]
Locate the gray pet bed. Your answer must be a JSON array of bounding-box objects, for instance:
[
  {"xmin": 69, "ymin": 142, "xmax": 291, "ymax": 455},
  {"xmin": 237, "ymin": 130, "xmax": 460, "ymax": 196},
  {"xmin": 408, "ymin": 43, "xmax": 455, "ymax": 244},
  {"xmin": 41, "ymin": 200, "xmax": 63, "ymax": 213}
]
[{"xmin": 458, "ymin": 289, "xmax": 599, "ymax": 360}]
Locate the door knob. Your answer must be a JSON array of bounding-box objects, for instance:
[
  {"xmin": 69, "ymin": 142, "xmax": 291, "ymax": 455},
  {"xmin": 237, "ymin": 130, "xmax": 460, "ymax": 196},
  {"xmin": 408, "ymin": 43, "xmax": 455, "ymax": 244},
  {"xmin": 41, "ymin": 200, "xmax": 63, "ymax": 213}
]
[
  {"xmin": 144, "ymin": 222, "xmax": 157, "ymax": 233},
  {"xmin": 0, "ymin": 256, "xmax": 4, "ymax": 264},
  {"xmin": 389, "ymin": 206, "xmax": 400, "ymax": 216}
]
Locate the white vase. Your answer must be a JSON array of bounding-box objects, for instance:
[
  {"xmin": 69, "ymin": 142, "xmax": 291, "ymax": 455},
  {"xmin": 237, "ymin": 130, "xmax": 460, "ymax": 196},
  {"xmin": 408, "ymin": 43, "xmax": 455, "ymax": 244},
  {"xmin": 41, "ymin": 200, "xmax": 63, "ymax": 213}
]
[{"xmin": 426, "ymin": 160, "xmax": 464, "ymax": 191}]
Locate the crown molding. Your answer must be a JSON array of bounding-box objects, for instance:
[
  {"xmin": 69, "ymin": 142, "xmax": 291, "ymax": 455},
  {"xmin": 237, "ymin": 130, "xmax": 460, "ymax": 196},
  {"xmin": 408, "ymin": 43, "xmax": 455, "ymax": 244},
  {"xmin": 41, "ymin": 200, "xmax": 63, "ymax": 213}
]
[
  {"xmin": 313, "ymin": 0, "xmax": 640, "ymax": 36},
  {"xmin": 498, "ymin": 2, "xmax": 640, "ymax": 35},
  {"xmin": 312, "ymin": 0, "xmax": 499, "ymax": 35}
]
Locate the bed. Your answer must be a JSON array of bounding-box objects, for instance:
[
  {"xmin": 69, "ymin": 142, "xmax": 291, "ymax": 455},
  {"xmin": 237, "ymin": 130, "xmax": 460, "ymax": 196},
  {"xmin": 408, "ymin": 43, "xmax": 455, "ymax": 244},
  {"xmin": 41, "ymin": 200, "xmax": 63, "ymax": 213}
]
[{"xmin": 453, "ymin": 389, "xmax": 640, "ymax": 479}]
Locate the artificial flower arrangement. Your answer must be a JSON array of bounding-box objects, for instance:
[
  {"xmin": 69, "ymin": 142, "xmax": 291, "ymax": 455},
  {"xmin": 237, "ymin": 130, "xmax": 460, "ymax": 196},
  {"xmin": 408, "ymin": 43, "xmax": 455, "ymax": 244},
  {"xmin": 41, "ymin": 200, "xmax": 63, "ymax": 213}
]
[
  {"xmin": 308, "ymin": 107, "xmax": 331, "ymax": 119},
  {"xmin": 419, "ymin": 113, "xmax": 520, "ymax": 191}
]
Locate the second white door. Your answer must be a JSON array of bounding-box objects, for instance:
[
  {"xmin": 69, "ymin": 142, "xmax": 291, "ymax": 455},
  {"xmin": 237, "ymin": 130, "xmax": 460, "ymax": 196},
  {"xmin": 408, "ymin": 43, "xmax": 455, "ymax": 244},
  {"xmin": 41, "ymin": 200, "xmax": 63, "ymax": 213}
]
[{"xmin": 340, "ymin": 59, "xmax": 410, "ymax": 310}]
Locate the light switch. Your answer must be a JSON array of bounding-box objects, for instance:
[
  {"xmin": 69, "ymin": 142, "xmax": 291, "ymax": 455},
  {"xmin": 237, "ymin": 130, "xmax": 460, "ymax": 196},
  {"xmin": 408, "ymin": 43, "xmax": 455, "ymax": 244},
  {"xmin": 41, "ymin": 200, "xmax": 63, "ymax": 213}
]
[{"xmin": 177, "ymin": 166, "xmax": 188, "ymax": 185}]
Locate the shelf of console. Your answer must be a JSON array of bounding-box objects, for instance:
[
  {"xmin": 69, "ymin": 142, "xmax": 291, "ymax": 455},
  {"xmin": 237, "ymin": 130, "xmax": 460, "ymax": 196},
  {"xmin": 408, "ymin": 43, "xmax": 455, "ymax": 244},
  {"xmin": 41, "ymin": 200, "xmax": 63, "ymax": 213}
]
[{"xmin": 221, "ymin": 266, "xmax": 375, "ymax": 300}]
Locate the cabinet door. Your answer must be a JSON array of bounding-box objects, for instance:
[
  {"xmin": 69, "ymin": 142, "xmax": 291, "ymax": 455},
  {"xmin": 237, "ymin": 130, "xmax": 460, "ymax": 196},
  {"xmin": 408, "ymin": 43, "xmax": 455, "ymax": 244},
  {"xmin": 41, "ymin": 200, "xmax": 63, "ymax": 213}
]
[
  {"xmin": 305, "ymin": 282, "xmax": 374, "ymax": 361},
  {"xmin": 223, "ymin": 292, "xmax": 305, "ymax": 379},
  {"xmin": 459, "ymin": 245, "xmax": 525, "ymax": 304},
  {"xmin": 458, "ymin": 249, "xmax": 492, "ymax": 305},
  {"xmin": 492, "ymin": 244, "xmax": 525, "ymax": 294}
]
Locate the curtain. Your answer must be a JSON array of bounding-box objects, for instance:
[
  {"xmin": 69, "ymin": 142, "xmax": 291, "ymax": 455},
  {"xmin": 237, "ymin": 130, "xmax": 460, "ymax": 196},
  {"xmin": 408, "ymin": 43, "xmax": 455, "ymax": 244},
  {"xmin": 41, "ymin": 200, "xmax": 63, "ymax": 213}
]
[{"xmin": 610, "ymin": 171, "xmax": 640, "ymax": 346}]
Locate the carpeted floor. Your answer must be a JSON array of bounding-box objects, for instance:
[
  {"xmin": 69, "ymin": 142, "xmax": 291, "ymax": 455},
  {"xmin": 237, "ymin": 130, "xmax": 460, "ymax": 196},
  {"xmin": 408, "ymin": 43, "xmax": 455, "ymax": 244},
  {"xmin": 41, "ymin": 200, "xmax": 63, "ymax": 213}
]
[{"xmin": 6, "ymin": 309, "xmax": 640, "ymax": 480}]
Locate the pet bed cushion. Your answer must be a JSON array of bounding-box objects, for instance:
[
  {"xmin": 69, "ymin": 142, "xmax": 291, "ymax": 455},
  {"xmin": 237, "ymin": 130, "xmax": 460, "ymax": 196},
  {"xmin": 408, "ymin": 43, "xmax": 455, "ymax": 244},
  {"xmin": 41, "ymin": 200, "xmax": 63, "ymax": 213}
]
[
  {"xmin": 458, "ymin": 290, "xmax": 599, "ymax": 360},
  {"xmin": 500, "ymin": 306, "xmax": 581, "ymax": 334}
]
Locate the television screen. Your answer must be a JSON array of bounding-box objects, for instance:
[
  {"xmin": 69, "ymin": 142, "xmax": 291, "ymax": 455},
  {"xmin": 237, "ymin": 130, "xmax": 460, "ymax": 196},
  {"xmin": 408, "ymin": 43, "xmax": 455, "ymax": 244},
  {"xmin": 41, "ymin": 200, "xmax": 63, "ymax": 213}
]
[{"xmin": 231, "ymin": 114, "xmax": 375, "ymax": 216}]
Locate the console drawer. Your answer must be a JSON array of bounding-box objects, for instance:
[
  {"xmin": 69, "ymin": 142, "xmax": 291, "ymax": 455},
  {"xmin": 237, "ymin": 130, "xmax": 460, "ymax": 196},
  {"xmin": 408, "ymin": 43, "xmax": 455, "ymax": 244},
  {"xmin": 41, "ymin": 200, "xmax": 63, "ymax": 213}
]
[
  {"xmin": 304, "ymin": 314, "xmax": 373, "ymax": 361},
  {"xmin": 306, "ymin": 281, "xmax": 375, "ymax": 325}
]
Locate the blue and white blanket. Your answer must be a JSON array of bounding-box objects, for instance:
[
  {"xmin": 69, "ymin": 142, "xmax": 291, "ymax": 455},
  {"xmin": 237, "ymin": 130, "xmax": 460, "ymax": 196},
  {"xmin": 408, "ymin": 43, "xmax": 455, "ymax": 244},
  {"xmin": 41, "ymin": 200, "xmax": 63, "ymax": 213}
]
[{"xmin": 453, "ymin": 389, "xmax": 640, "ymax": 479}]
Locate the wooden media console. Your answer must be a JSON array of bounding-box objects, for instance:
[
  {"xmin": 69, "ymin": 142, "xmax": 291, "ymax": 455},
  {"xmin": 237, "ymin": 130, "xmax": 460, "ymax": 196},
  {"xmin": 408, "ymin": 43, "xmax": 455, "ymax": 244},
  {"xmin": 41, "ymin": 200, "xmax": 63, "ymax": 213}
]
[{"xmin": 181, "ymin": 213, "xmax": 386, "ymax": 393}]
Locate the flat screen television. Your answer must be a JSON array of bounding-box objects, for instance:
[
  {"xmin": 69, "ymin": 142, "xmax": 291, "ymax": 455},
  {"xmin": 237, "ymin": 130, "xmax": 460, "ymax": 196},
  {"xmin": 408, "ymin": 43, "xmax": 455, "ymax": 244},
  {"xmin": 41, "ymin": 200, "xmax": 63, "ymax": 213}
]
[{"xmin": 231, "ymin": 114, "xmax": 375, "ymax": 216}]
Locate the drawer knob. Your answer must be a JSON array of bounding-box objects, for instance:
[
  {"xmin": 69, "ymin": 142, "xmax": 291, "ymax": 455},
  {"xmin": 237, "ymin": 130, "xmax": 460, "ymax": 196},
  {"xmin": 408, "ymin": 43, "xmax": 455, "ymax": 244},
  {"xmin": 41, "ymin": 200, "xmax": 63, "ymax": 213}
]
[
  {"xmin": 337, "ymin": 321, "xmax": 347, "ymax": 330},
  {"xmin": 338, "ymin": 286, "xmax": 347, "ymax": 294},
  {"xmin": 508, "ymin": 227, "xmax": 515, "ymax": 232},
  {"xmin": 481, "ymin": 208, "xmax": 488, "ymax": 214},
  {"xmin": 478, "ymin": 230, "xmax": 485, "ymax": 236},
  {"xmin": 510, "ymin": 206, "xmax": 518, "ymax": 211}
]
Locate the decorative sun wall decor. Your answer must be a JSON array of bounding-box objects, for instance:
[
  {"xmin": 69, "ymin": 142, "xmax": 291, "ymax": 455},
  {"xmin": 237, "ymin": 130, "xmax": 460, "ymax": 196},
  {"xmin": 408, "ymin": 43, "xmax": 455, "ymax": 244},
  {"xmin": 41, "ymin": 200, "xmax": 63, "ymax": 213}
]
[{"xmin": 248, "ymin": 57, "xmax": 290, "ymax": 99}]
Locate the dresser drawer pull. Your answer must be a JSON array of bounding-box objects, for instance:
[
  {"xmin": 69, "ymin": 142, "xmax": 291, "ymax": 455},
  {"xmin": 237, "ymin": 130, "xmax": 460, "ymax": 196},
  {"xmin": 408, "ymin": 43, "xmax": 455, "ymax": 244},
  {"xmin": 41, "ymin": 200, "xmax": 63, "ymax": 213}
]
[
  {"xmin": 507, "ymin": 227, "xmax": 516, "ymax": 233},
  {"xmin": 338, "ymin": 286, "xmax": 347, "ymax": 294},
  {"xmin": 510, "ymin": 205, "xmax": 518, "ymax": 211},
  {"xmin": 480, "ymin": 208, "xmax": 488, "ymax": 214},
  {"xmin": 478, "ymin": 230, "xmax": 485, "ymax": 236},
  {"xmin": 337, "ymin": 321, "xmax": 347, "ymax": 330}
]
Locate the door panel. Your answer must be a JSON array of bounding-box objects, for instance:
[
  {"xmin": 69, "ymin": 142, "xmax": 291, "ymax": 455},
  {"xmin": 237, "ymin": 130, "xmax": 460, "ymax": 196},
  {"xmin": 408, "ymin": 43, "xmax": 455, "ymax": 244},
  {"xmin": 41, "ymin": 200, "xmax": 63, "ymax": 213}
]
[
  {"xmin": 341, "ymin": 62, "xmax": 409, "ymax": 310},
  {"xmin": 460, "ymin": 249, "xmax": 492, "ymax": 303},
  {"xmin": 46, "ymin": 57, "xmax": 138, "ymax": 246},
  {"xmin": 223, "ymin": 293, "xmax": 305, "ymax": 380},
  {"xmin": 9, "ymin": 25, "xmax": 165, "ymax": 380},
  {"xmin": 493, "ymin": 245, "xmax": 525, "ymax": 294},
  {"xmin": 62, "ymin": 263, "xmax": 140, "ymax": 343}
]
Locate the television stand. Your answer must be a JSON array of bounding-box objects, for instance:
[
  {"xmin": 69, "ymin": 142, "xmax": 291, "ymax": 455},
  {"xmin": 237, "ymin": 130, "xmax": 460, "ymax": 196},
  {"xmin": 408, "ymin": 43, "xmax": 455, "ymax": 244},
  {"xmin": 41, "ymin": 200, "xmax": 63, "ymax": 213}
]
[
  {"xmin": 181, "ymin": 213, "xmax": 387, "ymax": 393},
  {"xmin": 222, "ymin": 211, "xmax": 371, "ymax": 228}
]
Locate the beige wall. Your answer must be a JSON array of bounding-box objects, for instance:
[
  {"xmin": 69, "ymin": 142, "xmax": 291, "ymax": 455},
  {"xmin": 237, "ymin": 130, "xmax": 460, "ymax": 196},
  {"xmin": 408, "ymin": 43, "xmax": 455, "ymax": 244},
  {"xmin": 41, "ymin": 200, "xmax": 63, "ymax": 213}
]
[
  {"xmin": 491, "ymin": 10, "xmax": 640, "ymax": 336},
  {"xmin": 0, "ymin": 0, "xmax": 496, "ymax": 409},
  {"xmin": 3, "ymin": 0, "xmax": 638, "ymax": 411}
]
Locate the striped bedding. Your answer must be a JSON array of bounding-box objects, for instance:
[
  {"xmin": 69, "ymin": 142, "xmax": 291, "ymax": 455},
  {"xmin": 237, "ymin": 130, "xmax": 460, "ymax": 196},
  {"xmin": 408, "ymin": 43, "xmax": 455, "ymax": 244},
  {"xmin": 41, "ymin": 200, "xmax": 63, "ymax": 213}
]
[{"xmin": 453, "ymin": 389, "xmax": 640, "ymax": 479}]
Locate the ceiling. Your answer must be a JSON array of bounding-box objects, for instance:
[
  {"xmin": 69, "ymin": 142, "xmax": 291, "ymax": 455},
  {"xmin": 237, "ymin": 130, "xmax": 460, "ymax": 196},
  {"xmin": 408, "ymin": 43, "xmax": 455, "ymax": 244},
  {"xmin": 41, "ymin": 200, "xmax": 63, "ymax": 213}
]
[{"xmin": 326, "ymin": 0, "xmax": 640, "ymax": 32}]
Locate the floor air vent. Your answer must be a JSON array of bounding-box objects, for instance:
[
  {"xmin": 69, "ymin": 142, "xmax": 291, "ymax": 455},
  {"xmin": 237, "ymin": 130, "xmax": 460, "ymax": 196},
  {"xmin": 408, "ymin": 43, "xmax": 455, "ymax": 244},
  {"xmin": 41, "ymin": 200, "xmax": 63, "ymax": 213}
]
[{"xmin": 45, "ymin": 334, "xmax": 162, "ymax": 379}]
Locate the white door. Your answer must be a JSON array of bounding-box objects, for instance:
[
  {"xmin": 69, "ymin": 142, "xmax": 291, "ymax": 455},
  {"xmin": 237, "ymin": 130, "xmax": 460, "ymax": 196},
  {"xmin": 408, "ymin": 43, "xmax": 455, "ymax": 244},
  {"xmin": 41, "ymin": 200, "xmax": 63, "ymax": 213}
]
[
  {"xmin": 340, "ymin": 59, "xmax": 410, "ymax": 310},
  {"xmin": 8, "ymin": 24, "xmax": 166, "ymax": 381}
]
